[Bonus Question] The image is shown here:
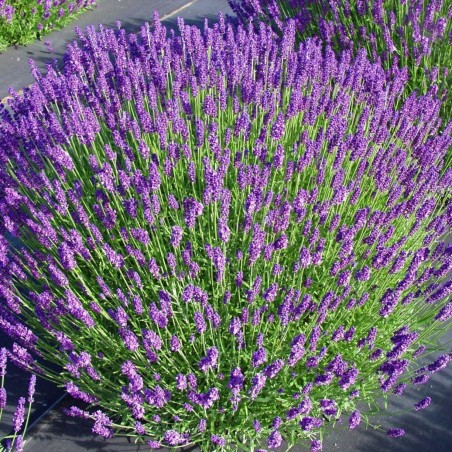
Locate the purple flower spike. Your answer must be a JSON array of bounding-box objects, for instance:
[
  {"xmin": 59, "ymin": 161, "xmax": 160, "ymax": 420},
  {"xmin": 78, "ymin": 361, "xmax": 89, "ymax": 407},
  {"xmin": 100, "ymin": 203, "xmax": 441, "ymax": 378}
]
[
  {"xmin": 311, "ymin": 440, "xmax": 323, "ymax": 452},
  {"xmin": 194, "ymin": 311, "xmax": 207, "ymax": 334},
  {"xmin": 435, "ymin": 303, "xmax": 451, "ymax": 321},
  {"xmin": 267, "ymin": 430, "xmax": 282, "ymax": 449},
  {"xmin": 248, "ymin": 372, "xmax": 267, "ymax": 400},
  {"xmin": 348, "ymin": 410, "xmax": 361, "ymax": 429},
  {"xmin": 252, "ymin": 347, "xmax": 268, "ymax": 368},
  {"xmin": 415, "ymin": 397, "xmax": 432, "ymax": 411},
  {"xmin": 28, "ymin": 374, "xmax": 37, "ymax": 403},
  {"xmin": 199, "ymin": 347, "xmax": 219, "ymax": 373},
  {"xmin": 263, "ymin": 359, "xmax": 285, "ymax": 379},
  {"xmin": 182, "ymin": 197, "xmax": 204, "ymax": 229},
  {"xmin": 271, "ymin": 113, "xmax": 285, "ymax": 141},
  {"xmin": 170, "ymin": 226, "xmax": 183, "ymax": 248},
  {"xmin": 300, "ymin": 416, "xmax": 323, "ymax": 431},
  {"xmin": 170, "ymin": 335, "xmax": 181, "ymax": 352},
  {"xmin": 0, "ymin": 388, "xmax": 7, "ymax": 409},
  {"xmin": 253, "ymin": 418, "xmax": 262, "ymax": 432},
  {"xmin": 148, "ymin": 440, "xmax": 161, "ymax": 449},
  {"xmin": 387, "ymin": 428, "xmax": 406, "ymax": 438},
  {"xmin": 13, "ymin": 397, "xmax": 26, "ymax": 432},
  {"xmin": 211, "ymin": 434, "xmax": 226, "ymax": 446},
  {"xmin": 164, "ymin": 430, "xmax": 187, "ymax": 446},
  {"xmin": 0, "ymin": 348, "xmax": 7, "ymax": 377}
]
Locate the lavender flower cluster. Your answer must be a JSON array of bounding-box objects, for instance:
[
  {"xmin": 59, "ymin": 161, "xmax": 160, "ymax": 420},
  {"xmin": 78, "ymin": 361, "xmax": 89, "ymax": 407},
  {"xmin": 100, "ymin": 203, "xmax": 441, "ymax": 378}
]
[
  {"xmin": 0, "ymin": 348, "xmax": 36, "ymax": 452},
  {"xmin": 0, "ymin": 10, "xmax": 450, "ymax": 452},
  {"xmin": 229, "ymin": 0, "xmax": 452, "ymax": 116}
]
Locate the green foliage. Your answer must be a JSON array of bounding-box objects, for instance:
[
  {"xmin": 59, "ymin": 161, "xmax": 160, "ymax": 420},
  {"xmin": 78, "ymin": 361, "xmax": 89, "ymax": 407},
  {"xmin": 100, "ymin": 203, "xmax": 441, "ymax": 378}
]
[{"xmin": 0, "ymin": 0, "xmax": 96, "ymax": 51}]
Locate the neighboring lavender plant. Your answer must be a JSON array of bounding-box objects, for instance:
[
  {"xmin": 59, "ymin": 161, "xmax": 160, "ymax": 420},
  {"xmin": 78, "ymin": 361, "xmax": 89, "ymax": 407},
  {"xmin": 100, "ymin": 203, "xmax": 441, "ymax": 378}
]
[
  {"xmin": 0, "ymin": 13, "xmax": 451, "ymax": 451},
  {"xmin": 228, "ymin": 0, "xmax": 452, "ymax": 118},
  {"xmin": 0, "ymin": 348, "xmax": 36, "ymax": 452},
  {"xmin": 0, "ymin": 0, "xmax": 97, "ymax": 51}
]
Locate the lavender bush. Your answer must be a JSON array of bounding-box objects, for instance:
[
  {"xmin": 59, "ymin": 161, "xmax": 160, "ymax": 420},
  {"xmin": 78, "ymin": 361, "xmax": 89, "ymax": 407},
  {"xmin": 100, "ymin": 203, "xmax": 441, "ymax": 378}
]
[
  {"xmin": 0, "ymin": 348, "xmax": 36, "ymax": 452},
  {"xmin": 0, "ymin": 13, "xmax": 451, "ymax": 451},
  {"xmin": 0, "ymin": 0, "xmax": 97, "ymax": 51},
  {"xmin": 228, "ymin": 1, "xmax": 452, "ymax": 118}
]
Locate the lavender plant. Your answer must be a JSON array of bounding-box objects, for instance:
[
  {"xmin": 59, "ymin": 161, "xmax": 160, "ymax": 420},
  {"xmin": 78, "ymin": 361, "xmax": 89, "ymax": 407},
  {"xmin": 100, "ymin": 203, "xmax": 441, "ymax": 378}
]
[
  {"xmin": 228, "ymin": 1, "xmax": 452, "ymax": 118},
  {"xmin": 0, "ymin": 348, "xmax": 36, "ymax": 452},
  {"xmin": 0, "ymin": 0, "xmax": 97, "ymax": 51},
  {"xmin": 0, "ymin": 13, "xmax": 451, "ymax": 451}
]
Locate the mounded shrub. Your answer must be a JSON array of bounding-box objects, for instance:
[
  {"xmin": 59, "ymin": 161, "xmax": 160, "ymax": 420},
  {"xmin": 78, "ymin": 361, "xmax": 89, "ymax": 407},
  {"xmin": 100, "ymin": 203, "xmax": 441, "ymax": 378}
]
[{"xmin": 0, "ymin": 13, "xmax": 451, "ymax": 451}]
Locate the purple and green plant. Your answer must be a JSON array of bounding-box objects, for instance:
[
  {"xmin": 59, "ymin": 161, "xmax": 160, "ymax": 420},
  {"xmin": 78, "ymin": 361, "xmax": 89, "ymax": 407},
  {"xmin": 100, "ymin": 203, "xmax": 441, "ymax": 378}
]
[
  {"xmin": 228, "ymin": 1, "xmax": 452, "ymax": 118},
  {"xmin": 0, "ymin": 348, "xmax": 36, "ymax": 452},
  {"xmin": 0, "ymin": 13, "xmax": 451, "ymax": 451},
  {"xmin": 0, "ymin": 0, "xmax": 97, "ymax": 52}
]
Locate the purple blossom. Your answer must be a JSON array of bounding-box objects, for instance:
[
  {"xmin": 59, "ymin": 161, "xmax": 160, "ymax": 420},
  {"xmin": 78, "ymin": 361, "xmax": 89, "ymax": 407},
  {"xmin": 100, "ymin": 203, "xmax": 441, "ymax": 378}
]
[
  {"xmin": 252, "ymin": 347, "xmax": 268, "ymax": 368},
  {"xmin": 170, "ymin": 335, "xmax": 181, "ymax": 352},
  {"xmin": 253, "ymin": 418, "xmax": 262, "ymax": 432},
  {"xmin": 0, "ymin": 348, "xmax": 7, "ymax": 377},
  {"xmin": 387, "ymin": 428, "xmax": 405, "ymax": 438},
  {"xmin": 415, "ymin": 396, "xmax": 432, "ymax": 411},
  {"xmin": 435, "ymin": 302, "xmax": 452, "ymax": 321},
  {"xmin": 196, "ymin": 419, "xmax": 206, "ymax": 432},
  {"xmin": 228, "ymin": 367, "xmax": 244, "ymax": 396},
  {"xmin": 320, "ymin": 399, "xmax": 337, "ymax": 416},
  {"xmin": 263, "ymin": 359, "xmax": 285, "ymax": 379},
  {"xmin": 311, "ymin": 440, "xmax": 323, "ymax": 452},
  {"xmin": 262, "ymin": 283, "xmax": 279, "ymax": 303},
  {"xmin": 58, "ymin": 243, "xmax": 77, "ymax": 270},
  {"xmin": 300, "ymin": 416, "xmax": 323, "ymax": 431},
  {"xmin": 199, "ymin": 347, "xmax": 219, "ymax": 372},
  {"xmin": 176, "ymin": 374, "xmax": 187, "ymax": 391},
  {"xmin": 148, "ymin": 440, "xmax": 162, "ymax": 449},
  {"xmin": 271, "ymin": 113, "xmax": 285, "ymax": 141},
  {"xmin": 309, "ymin": 326, "xmax": 321, "ymax": 352},
  {"xmin": 272, "ymin": 417, "xmax": 282, "ymax": 429},
  {"xmin": 412, "ymin": 374, "xmax": 430, "ymax": 385},
  {"xmin": 339, "ymin": 367, "xmax": 359, "ymax": 390},
  {"xmin": 63, "ymin": 406, "xmax": 91, "ymax": 419},
  {"xmin": 211, "ymin": 434, "xmax": 226, "ymax": 446},
  {"xmin": 13, "ymin": 397, "xmax": 26, "ymax": 432},
  {"xmin": 92, "ymin": 410, "xmax": 113, "ymax": 438},
  {"xmin": 194, "ymin": 311, "xmax": 207, "ymax": 334},
  {"xmin": 355, "ymin": 266, "xmax": 370, "ymax": 281},
  {"xmin": 229, "ymin": 317, "xmax": 242, "ymax": 335},
  {"xmin": 170, "ymin": 226, "xmax": 183, "ymax": 247},
  {"xmin": 66, "ymin": 381, "xmax": 98, "ymax": 403},
  {"xmin": 0, "ymin": 388, "xmax": 6, "ymax": 409},
  {"xmin": 204, "ymin": 95, "xmax": 217, "ymax": 117},
  {"xmin": 168, "ymin": 194, "xmax": 179, "ymax": 210},
  {"xmin": 164, "ymin": 430, "xmax": 187, "ymax": 446},
  {"xmin": 182, "ymin": 197, "xmax": 204, "ymax": 229},
  {"xmin": 427, "ymin": 354, "xmax": 450, "ymax": 373},
  {"xmin": 393, "ymin": 383, "xmax": 407, "ymax": 396},
  {"xmin": 130, "ymin": 228, "xmax": 150, "ymax": 246},
  {"xmin": 144, "ymin": 385, "xmax": 171, "ymax": 408},
  {"xmin": 348, "ymin": 410, "xmax": 361, "ymax": 429},
  {"xmin": 187, "ymin": 374, "xmax": 198, "ymax": 389},
  {"xmin": 248, "ymin": 372, "xmax": 267, "ymax": 400},
  {"xmin": 189, "ymin": 387, "xmax": 220, "ymax": 409},
  {"xmin": 249, "ymin": 224, "xmax": 266, "ymax": 265},
  {"xmin": 267, "ymin": 430, "xmax": 282, "ymax": 449},
  {"xmin": 48, "ymin": 263, "xmax": 69, "ymax": 287}
]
